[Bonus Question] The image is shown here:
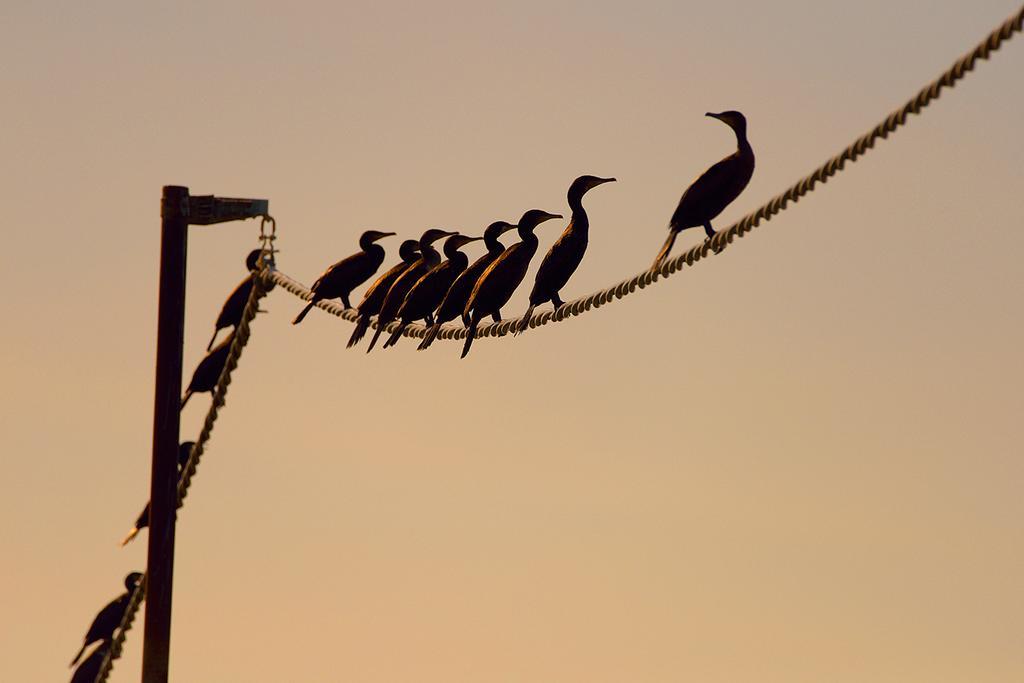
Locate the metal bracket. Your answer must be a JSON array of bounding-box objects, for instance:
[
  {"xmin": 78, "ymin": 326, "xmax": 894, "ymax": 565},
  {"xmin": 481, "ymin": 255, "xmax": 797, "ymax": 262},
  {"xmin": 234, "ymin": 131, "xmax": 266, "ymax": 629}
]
[{"xmin": 188, "ymin": 196, "xmax": 269, "ymax": 225}]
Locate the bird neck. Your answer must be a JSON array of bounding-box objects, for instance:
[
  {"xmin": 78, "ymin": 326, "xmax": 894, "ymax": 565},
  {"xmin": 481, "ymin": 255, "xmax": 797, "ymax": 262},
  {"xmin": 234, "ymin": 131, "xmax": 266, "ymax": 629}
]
[
  {"xmin": 734, "ymin": 127, "xmax": 751, "ymax": 155},
  {"xmin": 363, "ymin": 242, "xmax": 385, "ymax": 260},
  {"xmin": 421, "ymin": 245, "xmax": 442, "ymax": 265},
  {"xmin": 567, "ymin": 194, "xmax": 589, "ymax": 233},
  {"xmin": 517, "ymin": 227, "xmax": 539, "ymax": 245},
  {"xmin": 448, "ymin": 251, "xmax": 469, "ymax": 270},
  {"xmin": 485, "ymin": 236, "xmax": 505, "ymax": 254}
]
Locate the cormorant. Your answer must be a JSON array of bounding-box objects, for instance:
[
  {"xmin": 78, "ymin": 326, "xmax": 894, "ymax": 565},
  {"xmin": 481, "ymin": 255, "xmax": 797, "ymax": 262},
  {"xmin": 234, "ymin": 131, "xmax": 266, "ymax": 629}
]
[
  {"xmin": 70, "ymin": 642, "xmax": 110, "ymax": 683},
  {"xmin": 292, "ymin": 230, "xmax": 395, "ymax": 324},
  {"xmin": 347, "ymin": 239, "xmax": 421, "ymax": 348},
  {"xmin": 181, "ymin": 332, "xmax": 234, "ymax": 409},
  {"xmin": 461, "ymin": 209, "xmax": 562, "ymax": 358},
  {"xmin": 418, "ymin": 221, "xmax": 517, "ymax": 351},
  {"xmin": 516, "ymin": 175, "xmax": 616, "ymax": 335},
  {"xmin": 206, "ymin": 250, "xmax": 264, "ymax": 351},
  {"xmin": 382, "ymin": 234, "xmax": 482, "ymax": 348},
  {"xmin": 120, "ymin": 442, "xmax": 195, "ymax": 546},
  {"xmin": 364, "ymin": 228, "xmax": 457, "ymax": 352},
  {"xmin": 652, "ymin": 110, "xmax": 755, "ymax": 269},
  {"xmin": 69, "ymin": 572, "xmax": 143, "ymax": 667}
]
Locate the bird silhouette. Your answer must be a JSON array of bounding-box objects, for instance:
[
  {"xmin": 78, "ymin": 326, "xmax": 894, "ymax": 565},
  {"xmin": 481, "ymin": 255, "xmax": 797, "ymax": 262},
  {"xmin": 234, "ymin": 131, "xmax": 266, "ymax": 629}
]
[
  {"xmin": 383, "ymin": 234, "xmax": 482, "ymax": 349},
  {"xmin": 69, "ymin": 572, "xmax": 143, "ymax": 668},
  {"xmin": 653, "ymin": 110, "xmax": 755, "ymax": 270},
  {"xmin": 365, "ymin": 228, "xmax": 457, "ymax": 352},
  {"xmin": 418, "ymin": 221, "xmax": 516, "ymax": 351},
  {"xmin": 206, "ymin": 250, "xmax": 264, "ymax": 351},
  {"xmin": 461, "ymin": 210, "xmax": 562, "ymax": 358},
  {"xmin": 347, "ymin": 239, "xmax": 421, "ymax": 349},
  {"xmin": 292, "ymin": 230, "xmax": 395, "ymax": 324},
  {"xmin": 517, "ymin": 175, "xmax": 615, "ymax": 335},
  {"xmin": 120, "ymin": 442, "xmax": 195, "ymax": 546},
  {"xmin": 180, "ymin": 333, "xmax": 233, "ymax": 409}
]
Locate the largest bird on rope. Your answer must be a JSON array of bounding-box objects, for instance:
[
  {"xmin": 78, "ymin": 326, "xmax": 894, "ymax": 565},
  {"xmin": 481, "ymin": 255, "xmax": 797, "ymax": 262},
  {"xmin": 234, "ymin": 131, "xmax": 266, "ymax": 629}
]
[
  {"xmin": 652, "ymin": 111, "xmax": 754, "ymax": 270},
  {"xmin": 292, "ymin": 229, "xmax": 395, "ymax": 324},
  {"xmin": 69, "ymin": 572, "xmax": 143, "ymax": 668},
  {"xmin": 516, "ymin": 175, "xmax": 616, "ymax": 335},
  {"xmin": 383, "ymin": 233, "xmax": 482, "ymax": 349},
  {"xmin": 461, "ymin": 209, "xmax": 562, "ymax": 358},
  {"xmin": 364, "ymin": 228, "xmax": 457, "ymax": 352}
]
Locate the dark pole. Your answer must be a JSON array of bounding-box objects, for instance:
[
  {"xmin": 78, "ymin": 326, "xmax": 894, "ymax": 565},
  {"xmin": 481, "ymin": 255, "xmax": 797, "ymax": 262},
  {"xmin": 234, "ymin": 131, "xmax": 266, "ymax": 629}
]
[{"xmin": 143, "ymin": 185, "xmax": 189, "ymax": 683}]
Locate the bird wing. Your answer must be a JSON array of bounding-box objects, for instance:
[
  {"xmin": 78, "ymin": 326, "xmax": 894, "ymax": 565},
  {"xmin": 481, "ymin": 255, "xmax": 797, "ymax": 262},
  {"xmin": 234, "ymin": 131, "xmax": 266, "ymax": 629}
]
[
  {"xmin": 531, "ymin": 221, "xmax": 583, "ymax": 299},
  {"xmin": 671, "ymin": 153, "xmax": 742, "ymax": 229},
  {"xmin": 466, "ymin": 245, "xmax": 519, "ymax": 315}
]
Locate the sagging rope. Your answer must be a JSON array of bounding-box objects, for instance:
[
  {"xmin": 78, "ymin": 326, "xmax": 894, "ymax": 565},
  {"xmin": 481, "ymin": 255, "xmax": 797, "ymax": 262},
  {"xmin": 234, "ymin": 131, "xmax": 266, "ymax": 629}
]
[
  {"xmin": 93, "ymin": 262, "xmax": 271, "ymax": 683},
  {"xmin": 265, "ymin": 4, "xmax": 1024, "ymax": 344}
]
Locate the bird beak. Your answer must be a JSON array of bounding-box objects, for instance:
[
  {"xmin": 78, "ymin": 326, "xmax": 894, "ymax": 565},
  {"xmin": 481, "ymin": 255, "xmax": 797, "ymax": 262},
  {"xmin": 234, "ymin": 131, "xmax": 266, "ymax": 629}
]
[
  {"xmin": 543, "ymin": 213, "xmax": 563, "ymax": 223},
  {"xmin": 596, "ymin": 177, "xmax": 616, "ymax": 185},
  {"xmin": 380, "ymin": 231, "xmax": 396, "ymax": 238},
  {"xmin": 464, "ymin": 236, "xmax": 483, "ymax": 242},
  {"xmin": 706, "ymin": 112, "xmax": 722, "ymax": 120}
]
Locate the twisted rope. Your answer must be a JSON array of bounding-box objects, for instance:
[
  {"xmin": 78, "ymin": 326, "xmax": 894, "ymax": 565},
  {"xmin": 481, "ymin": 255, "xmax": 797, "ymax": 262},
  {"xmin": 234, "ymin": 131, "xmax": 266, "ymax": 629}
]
[
  {"xmin": 265, "ymin": 4, "xmax": 1023, "ymax": 344},
  {"xmin": 93, "ymin": 264, "xmax": 270, "ymax": 683}
]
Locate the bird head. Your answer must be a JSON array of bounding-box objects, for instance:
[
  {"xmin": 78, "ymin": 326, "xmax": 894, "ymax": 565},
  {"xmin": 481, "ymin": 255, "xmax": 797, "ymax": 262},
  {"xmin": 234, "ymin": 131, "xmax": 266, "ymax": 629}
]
[
  {"xmin": 443, "ymin": 234, "xmax": 484, "ymax": 253},
  {"xmin": 124, "ymin": 572, "xmax": 144, "ymax": 591},
  {"xmin": 398, "ymin": 239, "xmax": 421, "ymax": 262},
  {"xmin": 483, "ymin": 221, "xmax": 516, "ymax": 241},
  {"xmin": 359, "ymin": 230, "xmax": 396, "ymax": 249},
  {"xmin": 706, "ymin": 110, "xmax": 747, "ymax": 137},
  {"xmin": 177, "ymin": 442, "xmax": 196, "ymax": 469},
  {"xmin": 244, "ymin": 249, "xmax": 263, "ymax": 271},
  {"xmin": 419, "ymin": 228, "xmax": 459, "ymax": 248},
  {"xmin": 568, "ymin": 175, "xmax": 616, "ymax": 201},
  {"xmin": 518, "ymin": 209, "xmax": 563, "ymax": 232}
]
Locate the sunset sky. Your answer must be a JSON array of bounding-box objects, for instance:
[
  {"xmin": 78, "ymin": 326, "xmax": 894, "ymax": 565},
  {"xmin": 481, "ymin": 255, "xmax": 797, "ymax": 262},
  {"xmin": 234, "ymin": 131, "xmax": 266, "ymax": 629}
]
[{"xmin": 2, "ymin": 1, "xmax": 1023, "ymax": 681}]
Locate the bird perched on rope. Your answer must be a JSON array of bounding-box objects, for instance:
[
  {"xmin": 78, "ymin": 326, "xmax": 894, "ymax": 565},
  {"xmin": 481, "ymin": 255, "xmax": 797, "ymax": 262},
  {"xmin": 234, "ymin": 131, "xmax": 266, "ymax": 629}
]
[
  {"xmin": 347, "ymin": 239, "xmax": 421, "ymax": 349},
  {"xmin": 461, "ymin": 209, "xmax": 562, "ymax": 358},
  {"xmin": 292, "ymin": 230, "xmax": 395, "ymax": 324},
  {"xmin": 181, "ymin": 333, "xmax": 234, "ymax": 409},
  {"xmin": 205, "ymin": 250, "xmax": 265, "ymax": 351},
  {"xmin": 516, "ymin": 175, "xmax": 616, "ymax": 335},
  {"xmin": 69, "ymin": 572, "xmax": 143, "ymax": 668},
  {"xmin": 364, "ymin": 228, "xmax": 457, "ymax": 352},
  {"xmin": 652, "ymin": 110, "xmax": 755, "ymax": 270},
  {"xmin": 418, "ymin": 221, "xmax": 517, "ymax": 351},
  {"xmin": 70, "ymin": 642, "xmax": 110, "ymax": 683},
  {"xmin": 120, "ymin": 442, "xmax": 195, "ymax": 546},
  {"xmin": 382, "ymin": 234, "xmax": 482, "ymax": 349}
]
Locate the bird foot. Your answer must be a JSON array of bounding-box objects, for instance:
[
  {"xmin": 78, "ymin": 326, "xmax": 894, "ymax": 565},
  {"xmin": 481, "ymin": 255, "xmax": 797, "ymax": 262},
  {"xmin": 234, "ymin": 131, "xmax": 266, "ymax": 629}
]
[{"xmin": 704, "ymin": 237, "xmax": 725, "ymax": 255}]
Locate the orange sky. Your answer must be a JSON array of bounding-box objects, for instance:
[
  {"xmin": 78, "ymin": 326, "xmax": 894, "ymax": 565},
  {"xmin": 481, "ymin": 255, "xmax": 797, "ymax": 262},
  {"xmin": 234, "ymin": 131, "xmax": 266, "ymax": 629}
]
[{"xmin": 2, "ymin": 1, "xmax": 1023, "ymax": 681}]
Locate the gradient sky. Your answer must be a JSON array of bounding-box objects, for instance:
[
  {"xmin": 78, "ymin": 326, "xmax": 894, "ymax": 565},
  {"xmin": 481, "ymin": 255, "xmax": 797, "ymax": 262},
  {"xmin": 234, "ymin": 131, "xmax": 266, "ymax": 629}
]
[{"xmin": 2, "ymin": 1, "xmax": 1023, "ymax": 681}]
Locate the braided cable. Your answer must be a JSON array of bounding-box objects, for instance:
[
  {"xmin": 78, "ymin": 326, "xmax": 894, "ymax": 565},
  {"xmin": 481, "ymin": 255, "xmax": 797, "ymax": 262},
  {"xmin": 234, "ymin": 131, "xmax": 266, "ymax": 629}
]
[
  {"xmin": 264, "ymin": 4, "xmax": 1024, "ymax": 343},
  {"xmin": 93, "ymin": 263, "xmax": 270, "ymax": 683}
]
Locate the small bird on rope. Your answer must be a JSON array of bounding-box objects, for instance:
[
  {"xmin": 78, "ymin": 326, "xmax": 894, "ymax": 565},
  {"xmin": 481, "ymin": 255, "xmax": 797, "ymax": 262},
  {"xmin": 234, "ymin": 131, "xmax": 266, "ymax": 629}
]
[
  {"xmin": 652, "ymin": 110, "xmax": 755, "ymax": 270},
  {"xmin": 516, "ymin": 175, "xmax": 616, "ymax": 335},
  {"xmin": 180, "ymin": 332, "xmax": 234, "ymax": 409},
  {"xmin": 418, "ymin": 220, "xmax": 517, "ymax": 351},
  {"xmin": 69, "ymin": 642, "xmax": 110, "ymax": 683},
  {"xmin": 69, "ymin": 572, "xmax": 143, "ymax": 668},
  {"xmin": 347, "ymin": 239, "xmax": 421, "ymax": 349},
  {"xmin": 120, "ymin": 442, "xmax": 195, "ymax": 546},
  {"xmin": 292, "ymin": 230, "xmax": 395, "ymax": 324},
  {"xmin": 382, "ymin": 234, "xmax": 483, "ymax": 349},
  {"xmin": 364, "ymin": 228, "xmax": 457, "ymax": 352},
  {"xmin": 205, "ymin": 250, "xmax": 265, "ymax": 351},
  {"xmin": 461, "ymin": 209, "xmax": 562, "ymax": 358}
]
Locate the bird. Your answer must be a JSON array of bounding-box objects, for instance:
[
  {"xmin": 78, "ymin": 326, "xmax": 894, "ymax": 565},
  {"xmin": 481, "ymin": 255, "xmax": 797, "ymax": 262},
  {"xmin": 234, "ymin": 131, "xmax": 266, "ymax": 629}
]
[
  {"xmin": 347, "ymin": 239, "xmax": 421, "ymax": 349},
  {"xmin": 364, "ymin": 228, "xmax": 457, "ymax": 352},
  {"xmin": 461, "ymin": 209, "xmax": 562, "ymax": 358},
  {"xmin": 70, "ymin": 642, "xmax": 110, "ymax": 683},
  {"xmin": 69, "ymin": 572, "xmax": 143, "ymax": 668},
  {"xmin": 205, "ymin": 250, "xmax": 264, "ymax": 351},
  {"xmin": 418, "ymin": 221, "xmax": 517, "ymax": 351},
  {"xmin": 180, "ymin": 333, "xmax": 233, "ymax": 409},
  {"xmin": 292, "ymin": 230, "xmax": 395, "ymax": 324},
  {"xmin": 516, "ymin": 175, "xmax": 616, "ymax": 335},
  {"xmin": 120, "ymin": 442, "xmax": 195, "ymax": 546},
  {"xmin": 383, "ymin": 234, "xmax": 483, "ymax": 348},
  {"xmin": 652, "ymin": 110, "xmax": 755, "ymax": 270}
]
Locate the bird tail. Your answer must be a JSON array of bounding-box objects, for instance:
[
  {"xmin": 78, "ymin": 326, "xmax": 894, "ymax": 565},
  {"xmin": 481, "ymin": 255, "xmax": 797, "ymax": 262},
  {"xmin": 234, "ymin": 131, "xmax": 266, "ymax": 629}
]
[
  {"xmin": 383, "ymin": 321, "xmax": 407, "ymax": 349},
  {"xmin": 292, "ymin": 301, "xmax": 315, "ymax": 325},
  {"xmin": 366, "ymin": 322, "xmax": 386, "ymax": 353},
  {"xmin": 70, "ymin": 644, "xmax": 87, "ymax": 668},
  {"xmin": 461, "ymin": 316, "xmax": 479, "ymax": 359},
  {"xmin": 120, "ymin": 526, "xmax": 141, "ymax": 547},
  {"xmin": 652, "ymin": 230, "xmax": 678, "ymax": 271},
  {"xmin": 515, "ymin": 305, "xmax": 535, "ymax": 337},
  {"xmin": 418, "ymin": 322, "xmax": 441, "ymax": 350},
  {"xmin": 180, "ymin": 390, "xmax": 193, "ymax": 410},
  {"xmin": 347, "ymin": 315, "xmax": 370, "ymax": 348},
  {"xmin": 206, "ymin": 329, "xmax": 218, "ymax": 351}
]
